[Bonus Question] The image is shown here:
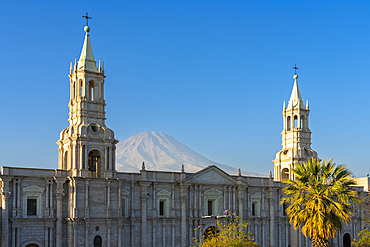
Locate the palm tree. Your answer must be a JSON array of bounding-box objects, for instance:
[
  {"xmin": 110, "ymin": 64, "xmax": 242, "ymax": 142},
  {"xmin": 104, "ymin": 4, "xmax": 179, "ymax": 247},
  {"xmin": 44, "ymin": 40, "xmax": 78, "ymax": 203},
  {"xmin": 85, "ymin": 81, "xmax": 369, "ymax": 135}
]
[{"xmin": 281, "ymin": 158, "xmax": 358, "ymax": 247}]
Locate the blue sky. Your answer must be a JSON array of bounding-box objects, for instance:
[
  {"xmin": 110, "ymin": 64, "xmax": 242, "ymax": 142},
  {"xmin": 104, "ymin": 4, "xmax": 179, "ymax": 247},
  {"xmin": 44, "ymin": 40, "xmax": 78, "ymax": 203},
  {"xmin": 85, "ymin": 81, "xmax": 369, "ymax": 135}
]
[{"xmin": 1, "ymin": 1, "xmax": 369, "ymax": 177}]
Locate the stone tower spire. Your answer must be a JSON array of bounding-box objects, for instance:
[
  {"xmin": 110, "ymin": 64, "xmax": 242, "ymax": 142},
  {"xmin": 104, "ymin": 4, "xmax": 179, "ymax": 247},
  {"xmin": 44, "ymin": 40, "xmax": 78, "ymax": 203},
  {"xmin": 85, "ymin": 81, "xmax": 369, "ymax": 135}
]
[
  {"xmin": 57, "ymin": 24, "xmax": 118, "ymax": 178},
  {"xmin": 273, "ymin": 73, "xmax": 318, "ymax": 182}
]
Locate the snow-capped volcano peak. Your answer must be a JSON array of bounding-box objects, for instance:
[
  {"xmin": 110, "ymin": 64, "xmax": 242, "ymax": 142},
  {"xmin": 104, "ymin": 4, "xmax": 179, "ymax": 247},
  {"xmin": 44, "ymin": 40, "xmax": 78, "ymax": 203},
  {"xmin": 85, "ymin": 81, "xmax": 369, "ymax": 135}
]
[{"xmin": 116, "ymin": 131, "xmax": 265, "ymax": 176}]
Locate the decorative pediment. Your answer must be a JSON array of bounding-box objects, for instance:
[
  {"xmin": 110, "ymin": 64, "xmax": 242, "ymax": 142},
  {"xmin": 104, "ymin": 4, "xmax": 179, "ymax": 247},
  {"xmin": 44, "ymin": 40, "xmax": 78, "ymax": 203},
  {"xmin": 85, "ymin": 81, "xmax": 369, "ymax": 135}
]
[
  {"xmin": 157, "ymin": 189, "xmax": 171, "ymax": 199},
  {"xmin": 157, "ymin": 189, "xmax": 171, "ymax": 196},
  {"xmin": 22, "ymin": 185, "xmax": 44, "ymax": 196},
  {"xmin": 183, "ymin": 165, "xmax": 241, "ymax": 185},
  {"xmin": 204, "ymin": 188, "xmax": 222, "ymax": 198},
  {"xmin": 122, "ymin": 189, "xmax": 130, "ymax": 197},
  {"xmin": 250, "ymin": 193, "xmax": 262, "ymax": 201}
]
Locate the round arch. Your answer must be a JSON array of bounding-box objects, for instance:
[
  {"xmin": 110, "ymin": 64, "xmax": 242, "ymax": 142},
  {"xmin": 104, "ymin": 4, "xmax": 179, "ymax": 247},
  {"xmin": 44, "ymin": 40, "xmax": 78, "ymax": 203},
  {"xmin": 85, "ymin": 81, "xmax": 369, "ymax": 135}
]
[
  {"xmin": 88, "ymin": 149, "xmax": 104, "ymax": 177},
  {"xmin": 21, "ymin": 239, "xmax": 44, "ymax": 247},
  {"xmin": 343, "ymin": 232, "xmax": 351, "ymax": 247},
  {"xmin": 203, "ymin": 226, "xmax": 219, "ymax": 240},
  {"xmin": 94, "ymin": 235, "xmax": 102, "ymax": 247},
  {"xmin": 282, "ymin": 168, "xmax": 289, "ymax": 180}
]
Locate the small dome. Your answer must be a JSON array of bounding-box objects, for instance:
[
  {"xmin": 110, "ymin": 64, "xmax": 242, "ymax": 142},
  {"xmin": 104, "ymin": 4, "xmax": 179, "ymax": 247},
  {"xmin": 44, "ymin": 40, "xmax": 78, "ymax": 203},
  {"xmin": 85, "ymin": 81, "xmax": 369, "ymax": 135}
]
[
  {"xmin": 293, "ymin": 74, "xmax": 298, "ymax": 80},
  {"xmin": 84, "ymin": 26, "xmax": 90, "ymax": 33}
]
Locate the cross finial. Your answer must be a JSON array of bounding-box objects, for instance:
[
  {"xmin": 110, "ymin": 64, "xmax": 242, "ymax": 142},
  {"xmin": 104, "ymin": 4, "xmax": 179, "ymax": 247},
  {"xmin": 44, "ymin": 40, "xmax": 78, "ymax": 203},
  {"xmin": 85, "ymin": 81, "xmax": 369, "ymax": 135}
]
[
  {"xmin": 292, "ymin": 64, "xmax": 299, "ymax": 75},
  {"xmin": 82, "ymin": 12, "xmax": 92, "ymax": 26}
]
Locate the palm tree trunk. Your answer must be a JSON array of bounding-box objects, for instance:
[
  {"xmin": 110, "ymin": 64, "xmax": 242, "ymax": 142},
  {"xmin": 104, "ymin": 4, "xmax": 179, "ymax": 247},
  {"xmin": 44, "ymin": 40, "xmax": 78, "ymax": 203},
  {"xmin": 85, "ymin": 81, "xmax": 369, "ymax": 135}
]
[{"xmin": 311, "ymin": 237, "xmax": 329, "ymax": 247}]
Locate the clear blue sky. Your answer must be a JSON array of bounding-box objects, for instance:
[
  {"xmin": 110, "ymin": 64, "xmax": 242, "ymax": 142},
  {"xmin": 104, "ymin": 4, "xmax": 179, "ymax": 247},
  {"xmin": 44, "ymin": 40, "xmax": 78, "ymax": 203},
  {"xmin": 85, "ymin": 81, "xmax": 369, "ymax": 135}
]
[{"xmin": 1, "ymin": 1, "xmax": 369, "ymax": 177}]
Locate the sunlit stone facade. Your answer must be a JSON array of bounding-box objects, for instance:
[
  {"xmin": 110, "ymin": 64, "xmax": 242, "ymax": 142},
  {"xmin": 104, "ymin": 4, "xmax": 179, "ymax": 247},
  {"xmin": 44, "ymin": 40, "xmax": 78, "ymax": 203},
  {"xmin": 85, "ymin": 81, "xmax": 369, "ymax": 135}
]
[{"xmin": 0, "ymin": 24, "xmax": 368, "ymax": 247}]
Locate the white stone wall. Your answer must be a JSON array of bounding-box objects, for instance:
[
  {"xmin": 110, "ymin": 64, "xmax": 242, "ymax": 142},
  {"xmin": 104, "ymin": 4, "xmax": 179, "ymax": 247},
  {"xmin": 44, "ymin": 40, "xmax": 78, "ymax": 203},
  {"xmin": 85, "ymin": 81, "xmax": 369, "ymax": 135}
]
[{"xmin": 0, "ymin": 166, "xmax": 366, "ymax": 247}]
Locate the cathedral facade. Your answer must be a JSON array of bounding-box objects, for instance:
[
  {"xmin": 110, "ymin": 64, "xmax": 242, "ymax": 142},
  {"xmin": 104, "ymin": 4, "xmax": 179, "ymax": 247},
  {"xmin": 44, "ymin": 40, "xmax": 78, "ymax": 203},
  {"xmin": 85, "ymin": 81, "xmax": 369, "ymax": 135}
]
[{"xmin": 0, "ymin": 24, "xmax": 368, "ymax": 247}]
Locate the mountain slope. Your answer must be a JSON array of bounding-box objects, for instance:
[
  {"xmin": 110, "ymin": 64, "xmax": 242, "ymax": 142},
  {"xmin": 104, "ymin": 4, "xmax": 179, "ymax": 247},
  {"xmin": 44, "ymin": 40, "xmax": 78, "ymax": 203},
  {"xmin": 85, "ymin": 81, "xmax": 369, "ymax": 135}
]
[{"xmin": 116, "ymin": 131, "xmax": 265, "ymax": 176}]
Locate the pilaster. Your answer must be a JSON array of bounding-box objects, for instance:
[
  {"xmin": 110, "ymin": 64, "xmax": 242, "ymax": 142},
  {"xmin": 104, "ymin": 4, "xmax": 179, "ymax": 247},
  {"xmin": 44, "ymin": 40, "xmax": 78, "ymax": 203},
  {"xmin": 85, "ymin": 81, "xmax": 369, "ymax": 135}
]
[
  {"xmin": 1, "ymin": 176, "xmax": 13, "ymax": 247},
  {"xmin": 54, "ymin": 177, "xmax": 66, "ymax": 247}
]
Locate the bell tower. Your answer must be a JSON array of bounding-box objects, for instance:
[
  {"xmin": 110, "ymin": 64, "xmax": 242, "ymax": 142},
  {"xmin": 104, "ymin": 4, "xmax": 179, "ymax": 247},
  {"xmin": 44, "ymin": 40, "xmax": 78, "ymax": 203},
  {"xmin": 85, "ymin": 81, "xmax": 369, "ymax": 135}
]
[
  {"xmin": 57, "ymin": 22, "xmax": 118, "ymax": 178},
  {"xmin": 273, "ymin": 72, "xmax": 318, "ymax": 182}
]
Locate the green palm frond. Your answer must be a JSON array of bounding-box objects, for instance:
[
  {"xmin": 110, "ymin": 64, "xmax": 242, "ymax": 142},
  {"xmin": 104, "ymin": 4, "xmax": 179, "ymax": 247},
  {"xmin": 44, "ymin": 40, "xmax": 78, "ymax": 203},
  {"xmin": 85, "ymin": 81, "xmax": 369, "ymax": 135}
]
[{"xmin": 280, "ymin": 158, "xmax": 358, "ymax": 241}]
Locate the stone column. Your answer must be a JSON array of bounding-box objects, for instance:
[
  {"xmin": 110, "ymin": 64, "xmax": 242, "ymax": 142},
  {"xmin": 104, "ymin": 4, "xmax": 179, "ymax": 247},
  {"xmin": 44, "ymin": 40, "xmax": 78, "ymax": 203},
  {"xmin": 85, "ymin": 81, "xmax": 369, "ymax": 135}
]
[
  {"xmin": 118, "ymin": 221, "xmax": 122, "ymax": 247},
  {"xmin": 68, "ymin": 179, "xmax": 73, "ymax": 246},
  {"xmin": 109, "ymin": 146, "xmax": 113, "ymax": 171},
  {"xmin": 223, "ymin": 186, "xmax": 227, "ymax": 212},
  {"xmin": 85, "ymin": 220, "xmax": 90, "ymax": 247},
  {"xmin": 193, "ymin": 185, "xmax": 197, "ymax": 218},
  {"xmin": 180, "ymin": 192, "xmax": 187, "ymax": 247},
  {"xmin": 162, "ymin": 220, "xmax": 166, "ymax": 247},
  {"xmin": 85, "ymin": 179, "xmax": 89, "ymax": 218},
  {"xmin": 269, "ymin": 176, "xmax": 275, "ymax": 247},
  {"xmin": 1, "ymin": 176, "xmax": 12, "ymax": 247},
  {"xmin": 140, "ymin": 194, "xmax": 147, "ymax": 247},
  {"xmin": 171, "ymin": 220, "xmax": 175, "ymax": 247},
  {"xmin": 118, "ymin": 180, "xmax": 122, "ymax": 217},
  {"xmin": 140, "ymin": 166, "xmax": 149, "ymax": 247},
  {"xmin": 17, "ymin": 180, "xmax": 21, "ymax": 217},
  {"xmin": 72, "ymin": 144, "xmax": 76, "ymax": 170},
  {"xmin": 107, "ymin": 220, "xmax": 112, "ymax": 247},
  {"xmin": 233, "ymin": 186, "xmax": 236, "ymax": 215},
  {"xmin": 285, "ymin": 219, "xmax": 289, "ymax": 247},
  {"xmin": 104, "ymin": 146, "xmax": 108, "ymax": 170},
  {"xmin": 198, "ymin": 185, "xmax": 202, "ymax": 217},
  {"xmin": 55, "ymin": 178, "xmax": 66, "ymax": 247},
  {"xmin": 106, "ymin": 180, "xmax": 111, "ymax": 218},
  {"xmin": 112, "ymin": 146, "xmax": 116, "ymax": 171},
  {"xmin": 228, "ymin": 186, "xmax": 231, "ymax": 213},
  {"xmin": 152, "ymin": 177, "xmax": 157, "ymax": 247},
  {"xmin": 261, "ymin": 218, "xmax": 265, "ymax": 247},
  {"xmin": 45, "ymin": 179, "xmax": 49, "ymax": 217}
]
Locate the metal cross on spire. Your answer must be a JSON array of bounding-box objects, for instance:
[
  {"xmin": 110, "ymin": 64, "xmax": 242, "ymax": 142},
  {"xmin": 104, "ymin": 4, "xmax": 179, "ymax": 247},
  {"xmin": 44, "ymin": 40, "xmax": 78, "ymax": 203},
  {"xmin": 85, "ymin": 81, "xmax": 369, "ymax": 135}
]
[
  {"xmin": 82, "ymin": 12, "xmax": 92, "ymax": 26},
  {"xmin": 292, "ymin": 64, "xmax": 299, "ymax": 74}
]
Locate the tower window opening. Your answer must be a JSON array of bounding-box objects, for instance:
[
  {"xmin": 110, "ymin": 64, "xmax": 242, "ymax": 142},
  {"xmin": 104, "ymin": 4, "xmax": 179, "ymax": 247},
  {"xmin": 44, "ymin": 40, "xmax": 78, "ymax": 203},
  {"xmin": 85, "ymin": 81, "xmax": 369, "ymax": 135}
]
[
  {"xmin": 88, "ymin": 150, "xmax": 100, "ymax": 173},
  {"xmin": 287, "ymin": 116, "xmax": 291, "ymax": 131},
  {"xmin": 294, "ymin": 115, "xmax": 298, "ymax": 128},
  {"xmin": 89, "ymin": 82, "xmax": 95, "ymax": 101},
  {"xmin": 301, "ymin": 115, "xmax": 305, "ymax": 129},
  {"xmin": 282, "ymin": 168, "xmax": 289, "ymax": 180},
  {"xmin": 80, "ymin": 80, "xmax": 83, "ymax": 97}
]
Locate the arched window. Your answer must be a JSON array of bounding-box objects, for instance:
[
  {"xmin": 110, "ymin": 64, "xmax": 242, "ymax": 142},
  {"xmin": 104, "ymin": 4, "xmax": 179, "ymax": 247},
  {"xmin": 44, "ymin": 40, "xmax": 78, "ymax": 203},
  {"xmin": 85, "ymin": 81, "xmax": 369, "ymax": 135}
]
[
  {"xmin": 287, "ymin": 116, "xmax": 291, "ymax": 131},
  {"xmin": 88, "ymin": 150, "xmax": 100, "ymax": 177},
  {"xmin": 80, "ymin": 80, "xmax": 83, "ymax": 97},
  {"xmin": 294, "ymin": 115, "xmax": 298, "ymax": 128},
  {"xmin": 94, "ymin": 235, "xmax": 102, "ymax": 247},
  {"xmin": 89, "ymin": 81, "xmax": 95, "ymax": 101},
  {"xmin": 301, "ymin": 115, "xmax": 305, "ymax": 129},
  {"xmin": 282, "ymin": 168, "xmax": 289, "ymax": 180},
  {"xmin": 25, "ymin": 244, "xmax": 39, "ymax": 247},
  {"xmin": 343, "ymin": 233, "xmax": 351, "ymax": 247}
]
